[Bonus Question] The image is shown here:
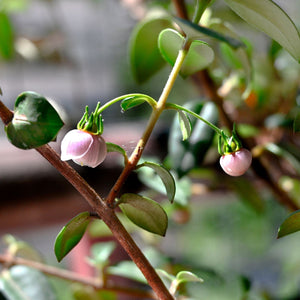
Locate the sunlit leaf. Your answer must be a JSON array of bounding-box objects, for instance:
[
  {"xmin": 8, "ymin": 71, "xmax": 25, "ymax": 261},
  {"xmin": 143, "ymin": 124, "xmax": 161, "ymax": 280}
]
[
  {"xmin": 54, "ymin": 212, "xmax": 91, "ymax": 262},
  {"xmin": 129, "ymin": 14, "xmax": 172, "ymax": 83},
  {"xmin": 0, "ymin": 266, "xmax": 56, "ymax": 300},
  {"xmin": 5, "ymin": 91, "xmax": 64, "ymax": 149},
  {"xmin": 120, "ymin": 94, "xmax": 156, "ymax": 111},
  {"xmin": 137, "ymin": 161, "xmax": 176, "ymax": 203},
  {"xmin": 278, "ymin": 210, "xmax": 300, "ymax": 238},
  {"xmin": 224, "ymin": 0, "xmax": 300, "ymax": 62},
  {"xmin": 176, "ymin": 271, "xmax": 204, "ymax": 284},
  {"xmin": 158, "ymin": 28, "xmax": 214, "ymax": 77},
  {"xmin": 177, "ymin": 110, "xmax": 192, "ymax": 141},
  {"xmin": 119, "ymin": 194, "xmax": 168, "ymax": 236}
]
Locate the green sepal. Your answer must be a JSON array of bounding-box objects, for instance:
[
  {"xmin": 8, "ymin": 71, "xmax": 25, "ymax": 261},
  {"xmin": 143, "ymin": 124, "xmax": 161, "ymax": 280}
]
[
  {"xmin": 54, "ymin": 211, "xmax": 91, "ymax": 262},
  {"xmin": 278, "ymin": 210, "xmax": 300, "ymax": 238},
  {"xmin": 5, "ymin": 91, "xmax": 64, "ymax": 149},
  {"xmin": 158, "ymin": 28, "xmax": 214, "ymax": 77},
  {"xmin": 136, "ymin": 161, "xmax": 176, "ymax": 203},
  {"xmin": 119, "ymin": 193, "xmax": 168, "ymax": 236}
]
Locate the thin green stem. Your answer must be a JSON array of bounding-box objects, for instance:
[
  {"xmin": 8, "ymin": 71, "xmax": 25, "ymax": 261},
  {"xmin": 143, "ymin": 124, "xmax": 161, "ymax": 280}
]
[
  {"xmin": 106, "ymin": 45, "xmax": 189, "ymax": 207},
  {"xmin": 166, "ymin": 102, "xmax": 222, "ymax": 135}
]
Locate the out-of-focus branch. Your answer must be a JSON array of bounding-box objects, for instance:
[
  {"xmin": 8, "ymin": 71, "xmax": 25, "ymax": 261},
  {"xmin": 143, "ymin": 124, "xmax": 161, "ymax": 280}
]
[{"xmin": 0, "ymin": 254, "xmax": 155, "ymax": 299}]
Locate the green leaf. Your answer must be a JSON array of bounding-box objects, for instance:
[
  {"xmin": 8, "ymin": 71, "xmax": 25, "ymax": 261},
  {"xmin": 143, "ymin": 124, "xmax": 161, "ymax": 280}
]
[
  {"xmin": 137, "ymin": 161, "xmax": 176, "ymax": 203},
  {"xmin": 87, "ymin": 241, "xmax": 116, "ymax": 268},
  {"xmin": 106, "ymin": 142, "xmax": 128, "ymax": 165},
  {"xmin": 129, "ymin": 14, "xmax": 172, "ymax": 83},
  {"xmin": 177, "ymin": 110, "xmax": 191, "ymax": 140},
  {"xmin": 5, "ymin": 91, "xmax": 64, "ymax": 149},
  {"xmin": 174, "ymin": 17, "xmax": 245, "ymax": 49},
  {"xmin": 176, "ymin": 271, "xmax": 204, "ymax": 284},
  {"xmin": 224, "ymin": 0, "xmax": 300, "ymax": 62},
  {"xmin": 120, "ymin": 94, "xmax": 156, "ymax": 111},
  {"xmin": 278, "ymin": 210, "xmax": 300, "ymax": 238},
  {"xmin": 0, "ymin": 266, "xmax": 56, "ymax": 300},
  {"xmin": 119, "ymin": 194, "xmax": 168, "ymax": 236},
  {"xmin": 158, "ymin": 28, "xmax": 214, "ymax": 77},
  {"xmin": 0, "ymin": 12, "xmax": 14, "ymax": 60},
  {"xmin": 54, "ymin": 212, "xmax": 91, "ymax": 262}
]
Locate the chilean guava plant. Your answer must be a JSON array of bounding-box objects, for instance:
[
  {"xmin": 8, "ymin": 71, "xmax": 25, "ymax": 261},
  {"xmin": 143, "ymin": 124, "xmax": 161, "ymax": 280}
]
[{"xmin": 0, "ymin": 0, "xmax": 300, "ymax": 299}]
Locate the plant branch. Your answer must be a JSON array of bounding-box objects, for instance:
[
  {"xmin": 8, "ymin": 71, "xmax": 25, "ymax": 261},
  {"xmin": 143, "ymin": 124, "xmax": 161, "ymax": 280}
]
[
  {"xmin": 105, "ymin": 45, "xmax": 189, "ymax": 207},
  {"xmin": 172, "ymin": 0, "xmax": 299, "ymax": 211},
  {"xmin": 0, "ymin": 102, "xmax": 173, "ymax": 300},
  {"xmin": 0, "ymin": 254, "xmax": 155, "ymax": 299}
]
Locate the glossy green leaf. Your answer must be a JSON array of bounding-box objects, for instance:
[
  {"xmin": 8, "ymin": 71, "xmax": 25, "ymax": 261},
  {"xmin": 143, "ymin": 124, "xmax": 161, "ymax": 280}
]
[
  {"xmin": 119, "ymin": 193, "xmax": 168, "ymax": 236},
  {"xmin": 278, "ymin": 210, "xmax": 300, "ymax": 238},
  {"xmin": 5, "ymin": 91, "xmax": 64, "ymax": 149},
  {"xmin": 54, "ymin": 212, "xmax": 91, "ymax": 262},
  {"xmin": 224, "ymin": 0, "xmax": 300, "ymax": 62},
  {"xmin": 0, "ymin": 12, "xmax": 14, "ymax": 60},
  {"xmin": 177, "ymin": 110, "xmax": 191, "ymax": 140},
  {"xmin": 137, "ymin": 161, "xmax": 176, "ymax": 203},
  {"xmin": 129, "ymin": 15, "xmax": 172, "ymax": 83},
  {"xmin": 0, "ymin": 266, "xmax": 56, "ymax": 300},
  {"xmin": 168, "ymin": 101, "xmax": 218, "ymax": 177},
  {"xmin": 158, "ymin": 29, "xmax": 214, "ymax": 77},
  {"xmin": 174, "ymin": 17, "xmax": 245, "ymax": 49},
  {"xmin": 120, "ymin": 94, "xmax": 156, "ymax": 111}
]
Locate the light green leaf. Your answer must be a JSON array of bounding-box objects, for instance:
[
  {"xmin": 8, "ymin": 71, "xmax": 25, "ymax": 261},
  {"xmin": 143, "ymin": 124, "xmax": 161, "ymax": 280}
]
[
  {"xmin": 129, "ymin": 14, "xmax": 172, "ymax": 83},
  {"xmin": 5, "ymin": 91, "xmax": 64, "ymax": 149},
  {"xmin": 224, "ymin": 0, "xmax": 300, "ymax": 62},
  {"xmin": 106, "ymin": 142, "xmax": 128, "ymax": 165},
  {"xmin": 177, "ymin": 110, "xmax": 191, "ymax": 140},
  {"xmin": 0, "ymin": 266, "xmax": 56, "ymax": 300},
  {"xmin": 176, "ymin": 271, "xmax": 204, "ymax": 284},
  {"xmin": 137, "ymin": 161, "xmax": 176, "ymax": 203},
  {"xmin": 158, "ymin": 28, "xmax": 214, "ymax": 77},
  {"xmin": 54, "ymin": 212, "xmax": 91, "ymax": 262},
  {"xmin": 119, "ymin": 193, "xmax": 168, "ymax": 236},
  {"xmin": 120, "ymin": 94, "xmax": 156, "ymax": 111},
  {"xmin": 278, "ymin": 210, "xmax": 300, "ymax": 238},
  {"xmin": 88, "ymin": 241, "xmax": 116, "ymax": 268}
]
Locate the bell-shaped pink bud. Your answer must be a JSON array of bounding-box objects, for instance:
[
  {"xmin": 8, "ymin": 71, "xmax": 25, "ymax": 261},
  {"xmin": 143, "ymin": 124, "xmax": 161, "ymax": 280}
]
[
  {"xmin": 61, "ymin": 129, "xmax": 107, "ymax": 168},
  {"xmin": 220, "ymin": 148, "xmax": 252, "ymax": 176}
]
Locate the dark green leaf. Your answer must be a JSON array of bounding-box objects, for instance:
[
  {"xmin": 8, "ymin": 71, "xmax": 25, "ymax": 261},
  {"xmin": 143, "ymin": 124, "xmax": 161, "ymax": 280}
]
[
  {"xmin": 0, "ymin": 12, "xmax": 14, "ymax": 60},
  {"xmin": 137, "ymin": 161, "xmax": 176, "ymax": 203},
  {"xmin": 278, "ymin": 210, "xmax": 300, "ymax": 238},
  {"xmin": 5, "ymin": 91, "xmax": 64, "ymax": 149},
  {"xmin": 158, "ymin": 29, "xmax": 214, "ymax": 77},
  {"xmin": 54, "ymin": 212, "xmax": 91, "ymax": 262},
  {"xmin": 119, "ymin": 193, "xmax": 168, "ymax": 236},
  {"xmin": 0, "ymin": 266, "xmax": 56, "ymax": 300},
  {"xmin": 224, "ymin": 0, "xmax": 300, "ymax": 62},
  {"xmin": 129, "ymin": 14, "xmax": 172, "ymax": 83},
  {"xmin": 174, "ymin": 17, "xmax": 245, "ymax": 49}
]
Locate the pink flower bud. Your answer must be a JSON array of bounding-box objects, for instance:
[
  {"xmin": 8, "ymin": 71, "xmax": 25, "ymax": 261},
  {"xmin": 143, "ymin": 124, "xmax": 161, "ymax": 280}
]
[
  {"xmin": 220, "ymin": 148, "xmax": 252, "ymax": 176},
  {"xmin": 61, "ymin": 129, "xmax": 107, "ymax": 168}
]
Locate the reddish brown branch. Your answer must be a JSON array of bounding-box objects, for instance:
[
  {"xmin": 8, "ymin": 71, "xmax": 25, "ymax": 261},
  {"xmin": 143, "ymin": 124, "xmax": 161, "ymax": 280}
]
[{"xmin": 0, "ymin": 254, "xmax": 155, "ymax": 299}]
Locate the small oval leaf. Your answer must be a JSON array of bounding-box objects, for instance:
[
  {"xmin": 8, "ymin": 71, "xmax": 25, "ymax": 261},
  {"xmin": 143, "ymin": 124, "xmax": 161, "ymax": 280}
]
[
  {"xmin": 54, "ymin": 212, "xmax": 91, "ymax": 262},
  {"xmin": 224, "ymin": 0, "xmax": 300, "ymax": 62},
  {"xmin": 176, "ymin": 271, "xmax": 204, "ymax": 284},
  {"xmin": 106, "ymin": 142, "xmax": 128, "ymax": 165},
  {"xmin": 137, "ymin": 161, "xmax": 176, "ymax": 203},
  {"xmin": 158, "ymin": 29, "xmax": 214, "ymax": 77},
  {"xmin": 178, "ymin": 110, "xmax": 191, "ymax": 140},
  {"xmin": 278, "ymin": 210, "xmax": 300, "ymax": 238},
  {"xmin": 120, "ymin": 94, "xmax": 156, "ymax": 111},
  {"xmin": 119, "ymin": 194, "xmax": 168, "ymax": 236},
  {"xmin": 5, "ymin": 91, "xmax": 64, "ymax": 149}
]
